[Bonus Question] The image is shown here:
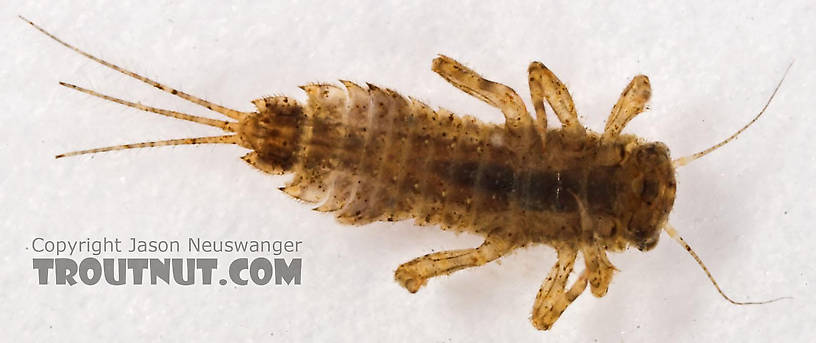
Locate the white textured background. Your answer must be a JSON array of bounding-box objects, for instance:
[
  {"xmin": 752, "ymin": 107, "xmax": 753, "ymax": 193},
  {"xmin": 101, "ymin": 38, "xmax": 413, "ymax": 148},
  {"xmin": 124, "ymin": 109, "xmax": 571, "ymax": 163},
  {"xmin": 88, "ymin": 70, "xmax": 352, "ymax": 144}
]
[{"xmin": 2, "ymin": 1, "xmax": 815, "ymax": 342}]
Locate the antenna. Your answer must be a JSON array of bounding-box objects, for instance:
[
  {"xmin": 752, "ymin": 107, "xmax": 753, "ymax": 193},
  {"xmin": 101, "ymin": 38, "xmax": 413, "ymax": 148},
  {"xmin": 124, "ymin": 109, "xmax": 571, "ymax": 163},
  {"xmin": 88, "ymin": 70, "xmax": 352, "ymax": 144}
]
[
  {"xmin": 673, "ymin": 62, "xmax": 793, "ymax": 167},
  {"xmin": 663, "ymin": 223, "xmax": 790, "ymax": 305}
]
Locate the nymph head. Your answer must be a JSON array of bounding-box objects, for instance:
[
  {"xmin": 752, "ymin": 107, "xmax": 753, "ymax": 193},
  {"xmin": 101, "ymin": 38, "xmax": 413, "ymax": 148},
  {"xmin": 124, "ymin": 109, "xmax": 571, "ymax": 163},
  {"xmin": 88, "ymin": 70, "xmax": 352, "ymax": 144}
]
[{"xmin": 619, "ymin": 142, "xmax": 677, "ymax": 251}]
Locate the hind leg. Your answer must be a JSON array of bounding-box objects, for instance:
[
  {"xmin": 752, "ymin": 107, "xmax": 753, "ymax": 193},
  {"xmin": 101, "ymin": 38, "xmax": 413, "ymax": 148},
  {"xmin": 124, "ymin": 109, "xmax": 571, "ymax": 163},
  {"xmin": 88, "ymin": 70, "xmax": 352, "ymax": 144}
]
[
  {"xmin": 531, "ymin": 247, "xmax": 588, "ymax": 330},
  {"xmin": 395, "ymin": 232, "xmax": 515, "ymax": 293},
  {"xmin": 431, "ymin": 55, "xmax": 534, "ymax": 142}
]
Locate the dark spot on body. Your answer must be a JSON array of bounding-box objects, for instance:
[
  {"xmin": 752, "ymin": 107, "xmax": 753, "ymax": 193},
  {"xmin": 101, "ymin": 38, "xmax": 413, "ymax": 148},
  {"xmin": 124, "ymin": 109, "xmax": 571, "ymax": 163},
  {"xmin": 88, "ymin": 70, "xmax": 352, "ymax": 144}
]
[
  {"xmin": 478, "ymin": 163, "xmax": 515, "ymax": 194},
  {"xmin": 478, "ymin": 79, "xmax": 494, "ymax": 91},
  {"xmin": 587, "ymin": 166, "xmax": 619, "ymax": 214}
]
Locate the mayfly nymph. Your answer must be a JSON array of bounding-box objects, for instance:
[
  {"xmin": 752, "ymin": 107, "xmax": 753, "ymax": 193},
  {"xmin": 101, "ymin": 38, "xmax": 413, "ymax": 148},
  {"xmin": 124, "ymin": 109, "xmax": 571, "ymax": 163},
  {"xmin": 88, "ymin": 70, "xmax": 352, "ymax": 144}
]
[{"xmin": 22, "ymin": 16, "xmax": 789, "ymax": 330}]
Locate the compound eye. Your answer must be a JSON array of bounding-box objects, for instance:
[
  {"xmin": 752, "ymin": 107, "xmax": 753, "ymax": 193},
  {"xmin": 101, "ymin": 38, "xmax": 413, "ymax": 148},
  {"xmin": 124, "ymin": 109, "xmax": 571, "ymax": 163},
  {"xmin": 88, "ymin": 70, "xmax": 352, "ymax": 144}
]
[
  {"xmin": 637, "ymin": 234, "xmax": 659, "ymax": 251},
  {"xmin": 628, "ymin": 225, "xmax": 659, "ymax": 251}
]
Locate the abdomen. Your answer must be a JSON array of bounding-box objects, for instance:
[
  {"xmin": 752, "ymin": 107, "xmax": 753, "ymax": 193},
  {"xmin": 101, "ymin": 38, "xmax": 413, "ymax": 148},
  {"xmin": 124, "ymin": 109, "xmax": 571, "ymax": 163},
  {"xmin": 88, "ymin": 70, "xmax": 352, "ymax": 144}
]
[{"xmin": 272, "ymin": 82, "xmax": 623, "ymax": 242}]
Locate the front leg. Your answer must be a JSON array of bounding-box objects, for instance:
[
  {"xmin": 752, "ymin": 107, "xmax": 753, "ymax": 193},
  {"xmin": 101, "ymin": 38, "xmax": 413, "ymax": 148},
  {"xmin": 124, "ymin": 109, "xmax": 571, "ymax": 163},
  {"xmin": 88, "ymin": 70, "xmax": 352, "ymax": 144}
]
[
  {"xmin": 602, "ymin": 74, "xmax": 651, "ymax": 139},
  {"xmin": 395, "ymin": 232, "xmax": 515, "ymax": 293},
  {"xmin": 581, "ymin": 243, "xmax": 616, "ymax": 297},
  {"xmin": 531, "ymin": 247, "xmax": 588, "ymax": 330},
  {"xmin": 571, "ymin": 190, "xmax": 617, "ymax": 297}
]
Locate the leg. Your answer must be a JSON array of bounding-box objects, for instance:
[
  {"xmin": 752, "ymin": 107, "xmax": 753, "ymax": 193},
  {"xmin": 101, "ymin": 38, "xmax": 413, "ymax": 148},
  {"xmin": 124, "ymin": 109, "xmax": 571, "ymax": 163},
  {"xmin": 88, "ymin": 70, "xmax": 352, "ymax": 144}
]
[
  {"xmin": 581, "ymin": 244, "xmax": 616, "ymax": 297},
  {"xmin": 527, "ymin": 62, "xmax": 583, "ymax": 132},
  {"xmin": 431, "ymin": 55, "xmax": 534, "ymax": 141},
  {"xmin": 526, "ymin": 63, "xmax": 548, "ymax": 141},
  {"xmin": 602, "ymin": 75, "xmax": 651, "ymax": 139},
  {"xmin": 570, "ymin": 190, "xmax": 617, "ymax": 297},
  {"xmin": 531, "ymin": 247, "xmax": 588, "ymax": 330},
  {"xmin": 395, "ymin": 232, "xmax": 515, "ymax": 293}
]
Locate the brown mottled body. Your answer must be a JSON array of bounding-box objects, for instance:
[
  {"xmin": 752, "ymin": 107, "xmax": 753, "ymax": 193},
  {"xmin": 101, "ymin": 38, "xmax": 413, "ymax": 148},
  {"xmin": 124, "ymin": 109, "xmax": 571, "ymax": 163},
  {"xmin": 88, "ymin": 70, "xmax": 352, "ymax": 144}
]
[
  {"xmin": 257, "ymin": 85, "xmax": 673, "ymax": 248},
  {"xmin": 242, "ymin": 56, "xmax": 675, "ymax": 329},
  {"xmin": 25, "ymin": 16, "xmax": 786, "ymax": 332}
]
